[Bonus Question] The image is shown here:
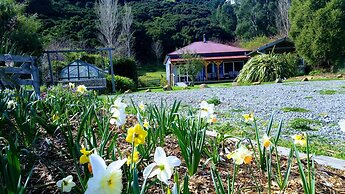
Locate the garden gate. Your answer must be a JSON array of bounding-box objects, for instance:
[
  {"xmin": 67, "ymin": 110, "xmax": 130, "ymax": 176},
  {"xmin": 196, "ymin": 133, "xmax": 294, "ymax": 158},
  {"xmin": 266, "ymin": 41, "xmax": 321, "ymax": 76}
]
[{"xmin": 0, "ymin": 54, "xmax": 40, "ymax": 98}]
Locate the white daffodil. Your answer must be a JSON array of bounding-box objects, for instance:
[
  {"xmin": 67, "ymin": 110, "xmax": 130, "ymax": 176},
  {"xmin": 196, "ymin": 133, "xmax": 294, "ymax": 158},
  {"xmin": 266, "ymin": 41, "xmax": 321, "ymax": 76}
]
[
  {"xmin": 111, "ymin": 98, "xmax": 127, "ymax": 112},
  {"xmin": 207, "ymin": 114, "xmax": 217, "ymax": 124},
  {"xmin": 339, "ymin": 119, "xmax": 345, "ymax": 133},
  {"xmin": 143, "ymin": 147, "xmax": 181, "ymax": 185},
  {"xmin": 227, "ymin": 145, "xmax": 253, "ymax": 165},
  {"xmin": 199, "ymin": 101, "xmax": 214, "ymax": 119},
  {"xmin": 109, "ymin": 98, "xmax": 127, "ymax": 126},
  {"xmin": 76, "ymin": 85, "xmax": 87, "ymax": 94},
  {"xmin": 109, "ymin": 108, "xmax": 126, "ymax": 126},
  {"xmin": 262, "ymin": 134, "xmax": 272, "ymax": 149},
  {"xmin": 7, "ymin": 100, "xmax": 16, "ymax": 110},
  {"xmin": 85, "ymin": 153, "xmax": 127, "ymax": 194},
  {"xmin": 138, "ymin": 101, "xmax": 145, "ymax": 111},
  {"xmin": 56, "ymin": 175, "xmax": 76, "ymax": 192},
  {"xmin": 68, "ymin": 82, "xmax": 75, "ymax": 89}
]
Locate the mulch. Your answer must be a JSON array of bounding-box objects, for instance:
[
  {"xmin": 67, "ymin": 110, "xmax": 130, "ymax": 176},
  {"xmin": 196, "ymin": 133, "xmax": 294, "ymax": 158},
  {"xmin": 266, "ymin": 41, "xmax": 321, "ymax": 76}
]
[{"xmin": 24, "ymin": 115, "xmax": 345, "ymax": 194}]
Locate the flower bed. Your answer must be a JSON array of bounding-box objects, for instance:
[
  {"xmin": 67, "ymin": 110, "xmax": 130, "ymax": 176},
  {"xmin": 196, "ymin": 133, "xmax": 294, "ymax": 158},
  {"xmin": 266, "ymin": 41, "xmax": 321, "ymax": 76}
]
[{"xmin": 0, "ymin": 85, "xmax": 344, "ymax": 193}]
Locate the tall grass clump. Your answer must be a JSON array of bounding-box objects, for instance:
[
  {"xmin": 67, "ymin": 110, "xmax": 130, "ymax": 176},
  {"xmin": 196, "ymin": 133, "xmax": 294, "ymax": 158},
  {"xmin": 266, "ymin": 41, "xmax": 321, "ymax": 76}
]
[{"xmin": 237, "ymin": 53, "xmax": 299, "ymax": 83}]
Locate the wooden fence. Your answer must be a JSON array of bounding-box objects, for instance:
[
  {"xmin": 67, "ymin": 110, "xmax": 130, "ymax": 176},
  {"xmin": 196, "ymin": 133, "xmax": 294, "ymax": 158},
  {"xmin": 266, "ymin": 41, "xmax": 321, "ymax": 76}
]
[{"xmin": 0, "ymin": 54, "xmax": 40, "ymax": 98}]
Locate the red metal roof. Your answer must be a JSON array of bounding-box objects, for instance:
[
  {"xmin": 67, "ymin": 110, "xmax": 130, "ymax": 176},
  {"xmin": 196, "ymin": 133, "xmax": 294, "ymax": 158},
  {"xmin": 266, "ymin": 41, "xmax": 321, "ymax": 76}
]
[
  {"xmin": 169, "ymin": 41, "xmax": 249, "ymax": 55},
  {"xmin": 170, "ymin": 55, "xmax": 249, "ymax": 62}
]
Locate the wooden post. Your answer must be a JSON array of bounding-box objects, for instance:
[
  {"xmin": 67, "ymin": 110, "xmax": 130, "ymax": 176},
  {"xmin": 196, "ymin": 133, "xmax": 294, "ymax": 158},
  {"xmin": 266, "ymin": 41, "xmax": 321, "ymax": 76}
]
[
  {"xmin": 31, "ymin": 57, "xmax": 40, "ymax": 98},
  {"xmin": 215, "ymin": 61, "xmax": 221, "ymax": 80},
  {"xmin": 109, "ymin": 49, "xmax": 116, "ymax": 93},
  {"xmin": 204, "ymin": 61, "xmax": 208, "ymax": 80},
  {"xmin": 47, "ymin": 53, "xmax": 54, "ymax": 85}
]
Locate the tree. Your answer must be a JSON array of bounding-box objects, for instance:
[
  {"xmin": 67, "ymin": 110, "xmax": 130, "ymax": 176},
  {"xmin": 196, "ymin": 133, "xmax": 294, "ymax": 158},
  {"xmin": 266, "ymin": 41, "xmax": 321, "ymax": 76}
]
[
  {"xmin": 117, "ymin": 4, "xmax": 134, "ymax": 57},
  {"xmin": 180, "ymin": 52, "xmax": 204, "ymax": 86},
  {"xmin": 95, "ymin": 0, "xmax": 120, "ymax": 48},
  {"xmin": 151, "ymin": 40, "xmax": 163, "ymax": 63},
  {"xmin": 234, "ymin": 0, "xmax": 277, "ymax": 40},
  {"xmin": 290, "ymin": 0, "xmax": 345, "ymax": 70},
  {"xmin": 0, "ymin": 0, "xmax": 42, "ymax": 55},
  {"xmin": 275, "ymin": 0, "xmax": 291, "ymax": 36}
]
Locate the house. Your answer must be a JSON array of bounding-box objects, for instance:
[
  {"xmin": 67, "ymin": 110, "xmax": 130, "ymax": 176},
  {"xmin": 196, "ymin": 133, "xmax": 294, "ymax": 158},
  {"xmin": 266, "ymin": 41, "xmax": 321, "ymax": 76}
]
[
  {"xmin": 248, "ymin": 37, "xmax": 295, "ymax": 56},
  {"xmin": 164, "ymin": 37, "xmax": 250, "ymax": 85}
]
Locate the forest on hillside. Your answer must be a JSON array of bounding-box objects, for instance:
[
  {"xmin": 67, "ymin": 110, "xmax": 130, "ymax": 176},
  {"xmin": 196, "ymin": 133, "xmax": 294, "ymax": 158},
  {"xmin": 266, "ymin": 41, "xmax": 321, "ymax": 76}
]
[
  {"xmin": 13, "ymin": 0, "xmax": 278, "ymax": 61},
  {"xmin": 2, "ymin": 0, "xmax": 345, "ymax": 70}
]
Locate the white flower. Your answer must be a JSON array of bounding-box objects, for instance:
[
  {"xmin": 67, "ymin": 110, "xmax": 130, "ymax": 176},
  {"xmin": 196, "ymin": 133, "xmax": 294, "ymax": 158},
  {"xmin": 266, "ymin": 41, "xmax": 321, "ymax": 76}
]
[
  {"xmin": 7, "ymin": 100, "xmax": 16, "ymax": 110},
  {"xmin": 110, "ymin": 108, "xmax": 126, "ymax": 126},
  {"xmin": 199, "ymin": 101, "xmax": 214, "ymax": 119},
  {"xmin": 143, "ymin": 147, "xmax": 181, "ymax": 185},
  {"xmin": 109, "ymin": 98, "xmax": 127, "ymax": 126},
  {"xmin": 111, "ymin": 98, "xmax": 127, "ymax": 112},
  {"xmin": 338, "ymin": 119, "xmax": 345, "ymax": 133},
  {"xmin": 207, "ymin": 114, "xmax": 217, "ymax": 124},
  {"xmin": 56, "ymin": 175, "xmax": 76, "ymax": 192},
  {"xmin": 138, "ymin": 101, "xmax": 145, "ymax": 111},
  {"xmin": 85, "ymin": 153, "xmax": 127, "ymax": 194},
  {"xmin": 68, "ymin": 82, "xmax": 75, "ymax": 88}
]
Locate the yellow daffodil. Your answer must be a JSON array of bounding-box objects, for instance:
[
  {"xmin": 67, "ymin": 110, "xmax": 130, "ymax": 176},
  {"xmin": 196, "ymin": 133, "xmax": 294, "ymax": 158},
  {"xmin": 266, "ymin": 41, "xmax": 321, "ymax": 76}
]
[
  {"xmin": 143, "ymin": 147, "xmax": 181, "ymax": 185},
  {"xmin": 52, "ymin": 114, "xmax": 59, "ymax": 123},
  {"xmin": 56, "ymin": 175, "xmax": 76, "ymax": 192},
  {"xmin": 85, "ymin": 153, "xmax": 126, "ymax": 194},
  {"xmin": 262, "ymin": 134, "xmax": 272, "ymax": 148},
  {"xmin": 243, "ymin": 113, "xmax": 254, "ymax": 122},
  {"xmin": 126, "ymin": 124, "xmax": 148, "ymax": 146},
  {"xmin": 76, "ymin": 85, "xmax": 87, "ymax": 94},
  {"xmin": 143, "ymin": 120, "xmax": 149, "ymax": 128},
  {"xmin": 68, "ymin": 82, "xmax": 75, "ymax": 89},
  {"xmin": 292, "ymin": 133, "xmax": 307, "ymax": 147},
  {"xmin": 80, "ymin": 147, "xmax": 92, "ymax": 164},
  {"xmin": 138, "ymin": 102, "xmax": 145, "ymax": 111},
  {"xmin": 127, "ymin": 150, "xmax": 139, "ymax": 166},
  {"xmin": 227, "ymin": 145, "xmax": 253, "ymax": 165}
]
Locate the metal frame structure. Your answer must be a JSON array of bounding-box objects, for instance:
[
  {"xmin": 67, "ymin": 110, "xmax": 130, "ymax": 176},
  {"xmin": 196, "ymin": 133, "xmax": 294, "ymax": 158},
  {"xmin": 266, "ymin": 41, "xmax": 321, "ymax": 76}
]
[{"xmin": 44, "ymin": 48, "xmax": 116, "ymax": 93}]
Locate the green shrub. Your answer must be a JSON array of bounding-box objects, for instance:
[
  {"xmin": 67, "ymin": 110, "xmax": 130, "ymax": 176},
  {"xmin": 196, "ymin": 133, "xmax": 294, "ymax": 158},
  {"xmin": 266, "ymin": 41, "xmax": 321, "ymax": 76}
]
[
  {"xmin": 237, "ymin": 54, "xmax": 298, "ymax": 83},
  {"xmin": 105, "ymin": 75, "xmax": 136, "ymax": 93},
  {"xmin": 308, "ymin": 70, "xmax": 322, "ymax": 75},
  {"xmin": 206, "ymin": 97, "xmax": 221, "ymax": 106},
  {"xmin": 288, "ymin": 118, "xmax": 321, "ymax": 131},
  {"xmin": 112, "ymin": 57, "xmax": 138, "ymax": 87},
  {"xmin": 281, "ymin": 107, "xmax": 310, "ymax": 113},
  {"xmin": 239, "ymin": 36, "xmax": 272, "ymax": 50}
]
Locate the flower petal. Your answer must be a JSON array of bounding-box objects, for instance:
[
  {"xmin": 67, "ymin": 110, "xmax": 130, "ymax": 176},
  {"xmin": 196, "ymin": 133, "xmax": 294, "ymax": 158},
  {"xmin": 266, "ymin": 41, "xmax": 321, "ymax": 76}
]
[
  {"xmin": 154, "ymin": 147, "xmax": 166, "ymax": 162},
  {"xmin": 167, "ymin": 156, "xmax": 181, "ymax": 167},
  {"xmin": 157, "ymin": 167, "xmax": 171, "ymax": 185},
  {"xmin": 108, "ymin": 158, "xmax": 127, "ymax": 171},
  {"xmin": 89, "ymin": 154, "xmax": 107, "ymax": 178},
  {"xmin": 143, "ymin": 163, "xmax": 157, "ymax": 179}
]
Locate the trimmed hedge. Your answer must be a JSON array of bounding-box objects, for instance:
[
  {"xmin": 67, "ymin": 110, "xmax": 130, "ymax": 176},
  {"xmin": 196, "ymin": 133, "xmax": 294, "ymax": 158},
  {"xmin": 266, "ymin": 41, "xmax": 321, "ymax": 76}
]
[
  {"xmin": 111, "ymin": 57, "xmax": 138, "ymax": 87},
  {"xmin": 105, "ymin": 75, "xmax": 136, "ymax": 93}
]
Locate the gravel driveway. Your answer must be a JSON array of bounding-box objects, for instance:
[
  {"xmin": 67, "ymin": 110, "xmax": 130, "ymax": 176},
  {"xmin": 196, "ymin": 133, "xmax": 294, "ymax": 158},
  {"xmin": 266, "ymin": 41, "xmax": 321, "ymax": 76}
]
[{"xmin": 123, "ymin": 80, "xmax": 345, "ymax": 140}]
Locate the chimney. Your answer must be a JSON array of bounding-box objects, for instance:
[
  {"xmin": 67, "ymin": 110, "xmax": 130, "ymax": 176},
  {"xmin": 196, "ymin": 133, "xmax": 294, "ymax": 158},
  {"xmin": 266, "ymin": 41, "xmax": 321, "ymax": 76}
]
[{"xmin": 203, "ymin": 34, "xmax": 206, "ymax": 43}]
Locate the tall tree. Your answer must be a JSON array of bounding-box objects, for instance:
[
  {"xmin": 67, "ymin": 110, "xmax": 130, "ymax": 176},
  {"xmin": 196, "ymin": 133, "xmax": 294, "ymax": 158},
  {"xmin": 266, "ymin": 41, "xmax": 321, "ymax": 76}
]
[
  {"xmin": 290, "ymin": 0, "xmax": 345, "ymax": 70},
  {"xmin": 117, "ymin": 4, "xmax": 134, "ymax": 57},
  {"xmin": 275, "ymin": 0, "xmax": 291, "ymax": 36},
  {"xmin": 95, "ymin": 0, "xmax": 120, "ymax": 48},
  {"xmin": 234, "ymin": 0, "xmax": 277, "ymax": 40}
]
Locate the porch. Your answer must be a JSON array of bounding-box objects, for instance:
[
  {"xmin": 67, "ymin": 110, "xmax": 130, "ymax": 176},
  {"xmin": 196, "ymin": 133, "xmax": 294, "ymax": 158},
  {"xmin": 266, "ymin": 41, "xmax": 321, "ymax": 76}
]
[{"xmin": 173, "ymin": 60, "xmax": 244, "ymax": 84}]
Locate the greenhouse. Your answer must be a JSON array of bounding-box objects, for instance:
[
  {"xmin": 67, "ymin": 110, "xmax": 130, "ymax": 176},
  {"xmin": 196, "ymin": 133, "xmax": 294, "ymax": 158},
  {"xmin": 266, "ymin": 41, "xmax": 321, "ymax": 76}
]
[{"xmin": 59, "ymin": 60, "xmax": 105, "ymax": 81}]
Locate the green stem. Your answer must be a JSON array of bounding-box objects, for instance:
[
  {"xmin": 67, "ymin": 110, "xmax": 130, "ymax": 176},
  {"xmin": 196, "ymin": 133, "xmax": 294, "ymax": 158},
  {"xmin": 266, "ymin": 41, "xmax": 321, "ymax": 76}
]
[{"xmin": 230, "ymin": 164, "xmax": 238, "ymax": 194}]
